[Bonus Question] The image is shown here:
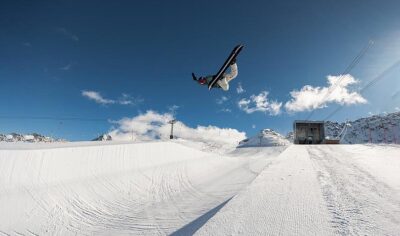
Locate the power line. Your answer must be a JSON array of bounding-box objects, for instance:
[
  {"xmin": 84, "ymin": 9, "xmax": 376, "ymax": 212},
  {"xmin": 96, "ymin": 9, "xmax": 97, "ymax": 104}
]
[
  {"xmin": 306, "ymin": 40, "xmax": 374, "ymax": 120},
  {"xmin": 324, "ymin": 59, "xmax": 400, "ymax": 121}
]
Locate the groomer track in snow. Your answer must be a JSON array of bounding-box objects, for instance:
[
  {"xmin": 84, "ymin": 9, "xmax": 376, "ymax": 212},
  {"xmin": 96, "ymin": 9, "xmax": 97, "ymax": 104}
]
[
  {"xmin": 198, "ymin": 144, "xmax": 400, "ymax": 235},
  {"xmin": 0, "ymin": 142, "xmax": 399, "ymax": 235},
  {"xmin": 0, "ymin": 141, "xmax": 284, "ymax": 235}
]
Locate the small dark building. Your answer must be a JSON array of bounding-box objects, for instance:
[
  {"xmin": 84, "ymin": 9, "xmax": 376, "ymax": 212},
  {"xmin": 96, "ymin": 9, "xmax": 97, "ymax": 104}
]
[{"xmin": 293, "ymin": 120, "xmax": 325, "ymax": 144}]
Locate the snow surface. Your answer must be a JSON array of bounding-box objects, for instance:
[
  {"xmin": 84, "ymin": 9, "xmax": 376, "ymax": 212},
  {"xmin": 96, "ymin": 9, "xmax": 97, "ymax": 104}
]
[
  {"xmin": 197, "ymin": 145, "xmax": 334, "ymax": 236},
  {"xmin": 1, "ymin": 141, "xmax": 399, "ymax": 235},
  {"xmin": 198, "ymin": 144, "xmax": 400, "ymax": 235},
  {"xmin": 0, "ymin": 141, "xmax": 284, "ymax": 235},
  {"xmin": 307, "ymin": 145, "xmax": 400, "ymax": 235}
]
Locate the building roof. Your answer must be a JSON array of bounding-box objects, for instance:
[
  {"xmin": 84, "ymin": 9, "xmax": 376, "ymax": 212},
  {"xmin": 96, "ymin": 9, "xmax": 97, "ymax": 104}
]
[{"xmin": 294, "ymin": 120, "xmax": 325, "ymax": 124}]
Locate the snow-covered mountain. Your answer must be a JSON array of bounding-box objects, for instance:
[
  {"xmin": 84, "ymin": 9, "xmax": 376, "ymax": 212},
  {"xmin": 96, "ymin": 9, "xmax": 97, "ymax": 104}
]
[
  {"xmin": 92, "ymin": 134, "xmax": 112, "ymax": 141},
  {"xmin": 238, "ymin": 129, "xmax": 291, "ymax": 147},
  {"xmin": 0, "ymin": 133, "xmax": 64, "ymax": 143},
  {"xmin": 239, "ymin": 112, "xmax": 400, "ymax": 146},
  {"xmin": 325, "ymin": 112, "xmax": 400, "ymax": 144}
]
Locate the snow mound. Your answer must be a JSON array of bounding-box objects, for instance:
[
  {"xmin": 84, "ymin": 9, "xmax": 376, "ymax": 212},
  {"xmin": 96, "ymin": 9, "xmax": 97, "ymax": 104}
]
[
  {"xmin": 238, "ymin": 129, "xmax": 290, "ymax": 147},
  {"xmin": 325, "ymin": 111, "xmax": 400, "ymax": 144}
]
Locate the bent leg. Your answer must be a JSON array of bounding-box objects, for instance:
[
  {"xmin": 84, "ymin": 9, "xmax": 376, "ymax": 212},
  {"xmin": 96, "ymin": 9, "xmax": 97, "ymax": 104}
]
[
  {"xmin": 224, "ymin": 63, "xmax": 238, "ymax": 83},
  {"xmin": 217, "ymin": 78, "xmax": 229, "ymax": 91}
]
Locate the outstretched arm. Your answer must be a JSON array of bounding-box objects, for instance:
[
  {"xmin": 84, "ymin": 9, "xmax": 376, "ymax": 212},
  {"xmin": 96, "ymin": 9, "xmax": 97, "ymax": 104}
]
[{"xmin": 192, "ymin": 73, "xmax": 198, "ymax": 81}]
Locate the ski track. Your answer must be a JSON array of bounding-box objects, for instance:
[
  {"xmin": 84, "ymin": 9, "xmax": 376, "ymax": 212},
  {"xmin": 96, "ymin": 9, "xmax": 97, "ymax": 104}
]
[
  {"xmin": 197, "ymin": 145, "xmax": 400, "ymax": 236},
  {"xmin": 196, "ymin": 145, "xmax": 334, "ymax": 236},
  {"xmin": 0, "ymin": 142, "xmax": 284, "ymax": 235},
  {"xmin": 307, "ymin": 145, "xmax": 400, "ymax": 235},
  {"xmin": 2, "ymin": 142, "xmax": 399, "ymax": 235}
]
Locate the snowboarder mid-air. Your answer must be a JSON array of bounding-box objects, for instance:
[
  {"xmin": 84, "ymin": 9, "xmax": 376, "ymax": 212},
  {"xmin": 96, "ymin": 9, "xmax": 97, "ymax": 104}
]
[
  {"xmin": 192, "ymin": 59, "xmax": 238, "ymax": 91},
  {"xmin": 192, "ymin": 44, "xmax": 243, "ymax": 91}
]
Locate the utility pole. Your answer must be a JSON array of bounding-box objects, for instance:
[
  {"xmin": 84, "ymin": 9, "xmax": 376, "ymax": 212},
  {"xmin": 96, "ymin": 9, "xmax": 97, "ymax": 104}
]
[
  {"xmin": 392, "ymin": 124, "xmax": 396, "ymax": 144},
  {"xmin": 258, "ymin": 132, "xmax": 263, "ymax": 146},
  {"xmin": 369, "ymin": 126, "xmax": 372, "ymax": 143},
  {"xmin": 396, "ymin": 121, "xmax": 400, "ymax": 144},
  {"xmin": 381, "ymin": 119, "xmax": 386, "ymax": 143},
  {"xmin": 395, "ymin": 121, "xmax": 400, "ymax": 144},
  {"xmin": 383, "ymin": 128, "xmax": 386, "ymax": 143},
  {"xmin": 169, "ymin": 119, "xmax": 176, "ymax": 139}
]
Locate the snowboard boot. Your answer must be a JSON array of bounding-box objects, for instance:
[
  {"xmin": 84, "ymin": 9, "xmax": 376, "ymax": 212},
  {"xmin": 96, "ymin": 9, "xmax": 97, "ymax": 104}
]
[{"xmin": 217, "ymin": 78, "xmax": 229, "ymax": 91}]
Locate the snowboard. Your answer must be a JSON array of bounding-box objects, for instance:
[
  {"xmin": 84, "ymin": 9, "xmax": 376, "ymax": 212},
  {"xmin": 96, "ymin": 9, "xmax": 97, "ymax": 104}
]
[{"xmin": 208, "ymin": 44, "xmax": 244, "ymax": 90}]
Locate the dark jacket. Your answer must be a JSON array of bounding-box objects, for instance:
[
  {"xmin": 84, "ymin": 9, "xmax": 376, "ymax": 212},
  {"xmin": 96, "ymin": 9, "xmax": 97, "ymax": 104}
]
[{"xmin": 197, "ymin": 75, "xmax": 220, "ymax": 88}]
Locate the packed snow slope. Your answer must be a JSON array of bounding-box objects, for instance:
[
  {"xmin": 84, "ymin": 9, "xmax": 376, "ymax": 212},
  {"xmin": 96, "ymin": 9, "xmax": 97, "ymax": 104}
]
[
  {"xmin": 198, "ymin": 144, "xmax": 400, "ymax": 236},
  {"xmin": 0, "ymin": 140, "xmax": 285, "ymax": 235},
  {"xmin": 1, "ymin": 141, "xmax": 399, "ymax": 235}
]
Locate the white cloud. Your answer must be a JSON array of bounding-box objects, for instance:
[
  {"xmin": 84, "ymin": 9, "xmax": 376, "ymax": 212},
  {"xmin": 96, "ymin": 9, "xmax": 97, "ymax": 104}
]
[
  {"xmin": 60, "ymin": 64, "xmax": 72, "ymax": 71},
  {"xmin": 392, "ymin": 91, "xmax": 400, "ymax": 99},
  {"xmin": 285, "ymin": 74, "xmax": 367, "ymax": 112},
  {"xmin": 118, "ymin": 93, "xmax": 143, "ymax": 106},
  {"xmin": 252, "ymin": 124, "xmax": 256, "ymax": 129},
  {"xmin": 82, "ymin": 90, "xmax": 115, "ymax": 105},
  {"xmin": 56, "ymin": 27, "xmax": 79, "ymax": 41},
  {"xmin": 216, "ymin": 96, "xmax": 228, "ymax": 105},
  {"xmin": 236, "ymin": 83, "xmax": 245, "ymax": 94},
  {"xmin": 219, "ymin": 108, "xmax": 232, "ymax": 113},
  {"xmin": 238, "ymin": 91, "xmax": 282, "ymax": 115},
  {"xmin": 108, "ymin": 111, "xmax": 246, "ymax": 147},
  {"xmin": 395, "ymin": 107, "xmax": 399, "ymax": 111},
  {"xmin": 168, "ymin": 105, "xmax": 180, "ymax": 112},
  {"xmin": 82, "ymin": 90, "xmax": 142, "ymax": 106},
  {"xmin": 168, "ymin": 104, "xmax": 180, "ymax": 118}
]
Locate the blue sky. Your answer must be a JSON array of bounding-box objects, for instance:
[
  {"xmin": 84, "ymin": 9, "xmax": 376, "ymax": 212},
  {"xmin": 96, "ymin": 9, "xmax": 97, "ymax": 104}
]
[{"xmin": 1, "ymin": 0, "xmax": 400, "ymax": 141}]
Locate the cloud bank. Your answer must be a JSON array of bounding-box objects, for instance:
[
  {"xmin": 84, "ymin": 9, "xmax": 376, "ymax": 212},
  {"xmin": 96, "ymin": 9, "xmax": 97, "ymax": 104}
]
[
  {"xmin": 284, "ymin": 74, "xmax": 367, "ymax": 112},
  {"xmin": 238, "ymin": 91, "xmax": 282, "ymax": 115},
  {"xmin": 108, "ymin": 111, "xmax": 246, "ymax": 147}
]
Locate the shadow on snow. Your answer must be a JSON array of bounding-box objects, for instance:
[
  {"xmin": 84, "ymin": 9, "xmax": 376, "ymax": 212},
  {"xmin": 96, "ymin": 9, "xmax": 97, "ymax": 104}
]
[{"xmin": 170, "ymin": 197, "xmax": 232, "ymax": 236}]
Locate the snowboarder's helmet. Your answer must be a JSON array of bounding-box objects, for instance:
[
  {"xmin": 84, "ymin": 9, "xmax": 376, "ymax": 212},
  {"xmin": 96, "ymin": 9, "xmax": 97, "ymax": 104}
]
[{"xmin": 199, "ymin": 77, "xmax": 207, "ymax": 85}]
